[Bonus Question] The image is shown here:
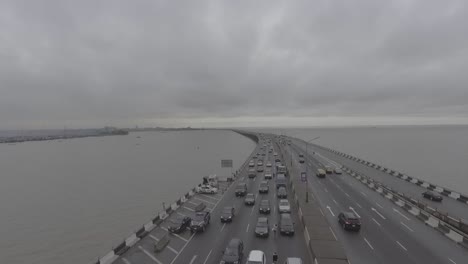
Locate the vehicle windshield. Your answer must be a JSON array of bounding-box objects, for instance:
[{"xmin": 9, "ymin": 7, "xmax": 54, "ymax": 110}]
[
  {"xmin": 170, "ymin": 217, "xmax": 184, "ymax": 224},
  {"xmin": 246, "ymin": 194, "xmax": 254, "ymax": 199}
]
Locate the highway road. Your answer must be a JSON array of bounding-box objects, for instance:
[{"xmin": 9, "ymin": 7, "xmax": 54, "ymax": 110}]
[
  {"xmin": 301, "ymin": 140, "xmax": 468, "ymax": 223},
  {"xmin": 285, "ymin": 140, "xmax": 468, "ymax": 264},
  {"xmin": 112, "ymin": 136, "xmax": 312, "ymax": 264}
]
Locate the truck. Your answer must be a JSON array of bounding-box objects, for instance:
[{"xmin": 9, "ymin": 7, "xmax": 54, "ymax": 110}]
[{"xmin": 276, "ymin": 165, "xmax": 288, "ymax": 177}]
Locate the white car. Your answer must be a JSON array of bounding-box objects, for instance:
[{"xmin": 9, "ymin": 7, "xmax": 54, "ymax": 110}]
[
  {"xmin": 266, "ymin": 162, "xmax": 272, "ymax": 167},
  {"xmin": 278, "ymin": 199, "xmax": 291, "ymax": 213},
  {"xmin": 197, "ymin": 185, "xmax": 218, "ymax": 194}
]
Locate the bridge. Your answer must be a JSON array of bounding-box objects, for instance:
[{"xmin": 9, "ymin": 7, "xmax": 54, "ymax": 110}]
[{"xmin": 93, "ymin": 131, "xmax": 468, "ymax": 264}]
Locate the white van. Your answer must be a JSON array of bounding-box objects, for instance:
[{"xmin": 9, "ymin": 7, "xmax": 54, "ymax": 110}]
[{"xmin": 247, "ymin": 250, "xmax": 266, "ymax": 264}]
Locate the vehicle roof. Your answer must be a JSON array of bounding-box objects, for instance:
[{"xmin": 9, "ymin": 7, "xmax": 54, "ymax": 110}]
[
  {"xmin": 286, "ymin": 257, "xmax": 303, "ymax": 264},
  {"xmin": 318, "ymin": 169, "xmax": 326, "ymax": 172},
  {"xmin": 223, "ymin": 206, "xmax": 233, "ymax": 210},
  {"xmin": 257, "ymin": 217, "xmax": 268, "ymax": 223},
  {"xmin": 279, "ymin": 199, "xmax": 289, "ymax": 203},
  {"xmin": 228, "ymin": 238, "xmax": 242, "ymax": 247},
  {"xmin": 343, "ymin": 212, "xmax": 358, "ymax": 219},
  {"xmin": 260, "ymin": 200, "xmax": 270, "ymax": 205},
  {"xmin": 246, "ymin": 193, "xmax": 254, "ymax": 197},
  {"xmin": 248, "ymin": 250, "xmax": 265, "ymax": 260},
  {"xmin": 237, "ymin": 183, "xmax": 247, "ymax": 187}
]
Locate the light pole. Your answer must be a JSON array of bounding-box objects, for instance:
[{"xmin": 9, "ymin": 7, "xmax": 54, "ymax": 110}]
[{"xmin": 305, "ymin": 136, "xmax": 320, "ymax": 203}]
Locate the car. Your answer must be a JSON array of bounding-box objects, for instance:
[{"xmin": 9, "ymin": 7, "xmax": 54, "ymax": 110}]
[
  {"xmin": 268, "ymin": 149, "xmax": 273, "ymax": 153},
  {"xmin": 220, "ymin": 206, "xmax": 235, "ymax": 223},
  {"xmin": 221, "ymin": 238, "xmax": 244, "ymax": 264},
  {"xmin": 279, "ymin": 213, "xmax": 295, "ymax": 236},
  {"xmin": 334, "ymin": 168, "xmax": 343, "ymax": 174},
  {"xmin": 248, "ymin": 169, "xmax": 256, "ymax": 178},
  {"xmin": 257, "ymin": 161, "xmax": 263, "ymax": 166},
  {"xmin": 235, "ymin": 182, "xmax": 248, "ymax": 197},
  {"xmin": 285, "ymin": 257, "xmax": 303, "ymax": 264},
  {"xmin": 254, "ymin": 217, "xmax": 269, "ymax": 237},
  {"xmin": 259, "ymin": 199, "xmax": 271, "ymax": 214},
  {"xmin": 257, "ymin": 166, "xmax": 264, "ymax": 172},
  {"xmin": 252, "ymin": 155, "xmax": 257, "ymax": 159},
  {"xmin": 246, "ymin": 250, "xmax": 266, "ymax": 264},
  {"xmin": 299, "ymin": 158, "xmax": 305, "ymax": 163},
  {"xmin": 196, "ymin": 185, "xmax": 218, "ymax": 194},
  {"xmin": 277, "ymin": 186, "xmax": 287, "ymax": 198},
  {"xmin": 190, "ymin": 211, "xmax": 210, "ymax": 232},
  {"xmin": 275, "ymin": 158, "xmax": 281, "ymax": 162},
  {"xmin": 244, "ymin": 193, "xmax": 255, "ymax": 205},
  {"xmin": 278, "ymin": 199, "xmax": 291, "ymax": 213},
  {"xmin": 276, "ymin": 174, "xmax": 287, "ymax": 189},
  {"xmin": 274, "ymin": 152, "xmax": 278, "ymax": 157},
  {"xmin": 264, "ymin": 172, "xmax": 273, "ymax": 180},
  {"xmin": 338, "ymin": 212, "xmax": 361, "ymax": 231},
  {"xmin": 259, "ymin": 181, "xmax": 269, "ymax": 193},
  {"xmin": 249, "ymin": 161, "xmax": 255, "ymax": 167},
  {"xmin": 299, "ymin": 153, "xmax": 304, "ymax": 158},
  {"xmin": 316, "ymin": 169, "xmax": 326, "ymax": 178},
  {"xmin": 325, "ymin": 166, "xmax": 334, "ymax": 174},
  {"xmin": 168, "ymin": 215, "xmax": 191, "ymax": 234},
  {"xmin": 422, "ymin": 191, "xmax": 443, "ymax": 202},
  {"xmin": 265, "ymin": 162, "xmax": 272, "ymax": 167},
  {"xmin": 261, "ymin": 153, "xmax": 266, "ymax": 156}
]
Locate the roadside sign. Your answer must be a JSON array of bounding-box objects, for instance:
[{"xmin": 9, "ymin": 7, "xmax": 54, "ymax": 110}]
[
  {"xmin": 301, "ymin": 172, "xmax": 307, "ymax": 182},
  {"xmin": 221, "ymin": 159, "xmax": 233, "ymax": 168}
]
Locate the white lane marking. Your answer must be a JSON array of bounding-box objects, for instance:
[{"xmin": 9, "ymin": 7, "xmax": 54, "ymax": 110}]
[
  {"xmin": 199, "ymin": 194, "xmax": 220, "ymax": 201},
  {"xmin": 149, "ymin": 234, "xmax": 159, "ymax": 241},
  {"xmin": 319, "ymin": 208, "xmax": 324, "ymax": 216},
  {"xmin": 372, "ymin": 218, "xmax": 381, "ymax": 227},
  {"xmin": 326, "ymin": 206, "xmax": 335, "ymax": 216},
  {"xmin": 171, "ymin": 232, "xmax": 189, "ymax": 242},
  {"xmin": 349, "ymin": 207, "xmax": 361, "ymax": 218},
  {"xmin": 161, "ymin": 227, "xmax": 169, "ymax": 232},
  {"xmin": 176, "ymin": 212, "xmax": 187, "ymax": 217},
  {"xmin": 333, "ymin": 199, "xmax": 338, "ymax": 205},
  {"xmin": 122, "ymin": 257, "xmax": 132, "ymax": 264},
  {"xmin": 329, "ymin": 226, "xmax": 338, "ymax": 241},
  {"xmin": 393, "ymin": 208, "xmax": 411, "ymax": 221},
  {"xmin": 376, "ymin": 202, "xmax": 384, "ymax": 209},
  {"xmin": 250, "ymin": 206, "xmax": 255, "ymax": 216},
  {"xmin": 400, "ymin": 222, "xmax": 414, "ymax": 232},
  {"xmin": 364, "ymin": 237, "xmax": 374, "ymax": 250},
  {"xmin": 167, "ymin": 245, "xmax": 179, "ymax": 254},
  {"xmin": 255, "ymin": 193, "xmax": 258, "ymax": 199},
  {"xmin": 360, "ymin": 191, "xmax": 367, "ymax": 197},
  {"xmin": 273, "ymin": 207, "xmax": 276, "ymax": 214},
  {"xmin": 355, "ymin": 202, "xmax": 362, "ymax": 208},
  {"xmin": 193, "ymin": 197, "xmax": 216, "ymax": 205},
  {"xmin": 448, "ymin": 258, "xmax": 457, "ymax": 264},
  {"xmin": 139, "ymin": 246, "xmax": 163, "ymax": 264},
  {"xmin": 203, "ymin": 249, "xmax": 213, "ymax": 264},
  {"xmin": 396, "ymin": 241, "xmax": 408, "ymax": 251},
  {"xmin": 220, "ymin": 223, "xmax": 226, "ymax": 232},
  {"xmin": 246, "ymin": 223, "xmax": 250, "ymax": 232},
  {"xmin": 189, "ymin": 255, "xmax": 198, "ymax": 264},
  {"xmin": 187, "ymin": 201, "xmax": 198, "ymax": 206},
  {"xmin": 324, "ymin": 188, "xmax": 329, "ymax": 193},
  {"xmin": 183, "ymin": 206, "xmax": 195, "ymax": 212},
  {"xmin": 344, "ymin": 192, "xmax": 350, "ymax": 197},
  {"xmin": 371, "ymin": 207, "xmax": 386, "ymax": 220},
  {"xmin": 427, "ymin": 206, "xmax": 435, "ymax": 211}
]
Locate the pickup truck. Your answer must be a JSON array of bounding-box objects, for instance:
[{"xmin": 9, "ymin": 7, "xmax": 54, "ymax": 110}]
[{"xmin": 190, "ymin": 211, "xmax": 211, "ymax": 232}]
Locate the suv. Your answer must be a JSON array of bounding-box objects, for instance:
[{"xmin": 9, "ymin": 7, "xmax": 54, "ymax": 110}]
[
  {"xmin": 316, "ymin": 169, "xmax": 326, "ymax": 178},
  {"xmin": 338, "ymin": 212, "xmax": 361, "ymax": 231},
  {"xmin": 220, "ymin": 206, "xmax": 235, "ymax": 223},
  {"xmin": 422, "ymin": 191, "xmax": 443, "ymax": 202},
  {"xmin": 279, "ymin": 213, "xmax": 295, "ymax": 236},
  {"xmin": 325, "ymin": 166, "xmax": 334, "ymax": 174},
  {"xmin": 190, "ymin": 211, "xmax": 210, "ymax": 232},
  {"xmin": 247, "ymin": 250, "xmax": 266, "ymax": 264},
  {"xmin": 235, "ymin": 183, "xmax": 247, "ymax": 197},
  {"xmin": 277, "ymin": 187, "xmax": 287, "ymax": 198},
  {"xmin": 221, "ymin": 238, "xmax": 244, "ymax": 264},
  {"xmin": 264, "ymin": 172, "xmax": 273, "ymax": 180},
  {"xmin": 259, "ymin": 199, "xmax": 271, "ymax": 214},
  {"xmin": 259, "ymin": 181, "xmax": 269, "ymax": 193}
]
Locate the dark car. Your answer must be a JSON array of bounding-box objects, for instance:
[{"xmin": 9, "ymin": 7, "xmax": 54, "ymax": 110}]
[
  {"xmin": 244, "ymin": 193, "xmax": 255, "ymax": 206},
  {"xmin": 220, "ymin": 206, "xmax": 235, "ymax": 223},
  {"xmin": 277, "ymin": 186, "xmax": 287, "ymax": 198},
  {"xmin": 299, "ymin": 158, "xmax": 305, "ymax": 163},
  {"xmin": 259, "ymin": 199, "xmax": 271, "ymax": 214},
  {"xmin": 255, "ymin": 217, "xmax": 269, "ymax": 237},
  {"xmin": 190, "ymin": 211, "xmax": 210, "ymax": 232},
  {"xmin": 325, "ymin": 166, "xmax": 334, "ymax": 174},
  {"xmin": 275, "ymin": 158, "xmax": 281, "ymax": 163},
  {"xmin": 422, "ymin": 191, "xmax": 443, "ymax": 202},
  {"xmin": 299, "ymin": 153, "xmax": 304, "ymax": 158},
  {"xmin": 221, "ymin": 238, "xmax": 244, "ymax": 264},
  {"xmin": 248, "ymin": 169, "xmax": 256, "ymax": 178},
  {"xmin": 259, "ymin": 181, "xmax": 269, "ymax": 194},
  {"xmin": 279, "ymin": 213, "xmax": 295, "ymax": 236},
  {"xmin": 338, "ymin": 212, "xmax": 361, "ymax": 231},
  {"xmin": 257, "ymin": 166, "xmax": 264, "ymax": 173},
  {"xmin": 168, "ymin": 215, "xmax": 191, "ymax": 234},
  {"xmin": 235, "ymin": 183, "xmax": 247, "ymax": 197}
]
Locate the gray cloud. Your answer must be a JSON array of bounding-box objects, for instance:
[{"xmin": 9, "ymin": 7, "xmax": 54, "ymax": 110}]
[{"xmin": 1, "ymin": 0, "xmax": 468, "ymax": 128}]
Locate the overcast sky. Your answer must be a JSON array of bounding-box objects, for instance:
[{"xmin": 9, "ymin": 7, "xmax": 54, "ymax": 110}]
[{"xmin": 1, "ymin": 0, "xmax": 468, "ymax": 129}]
